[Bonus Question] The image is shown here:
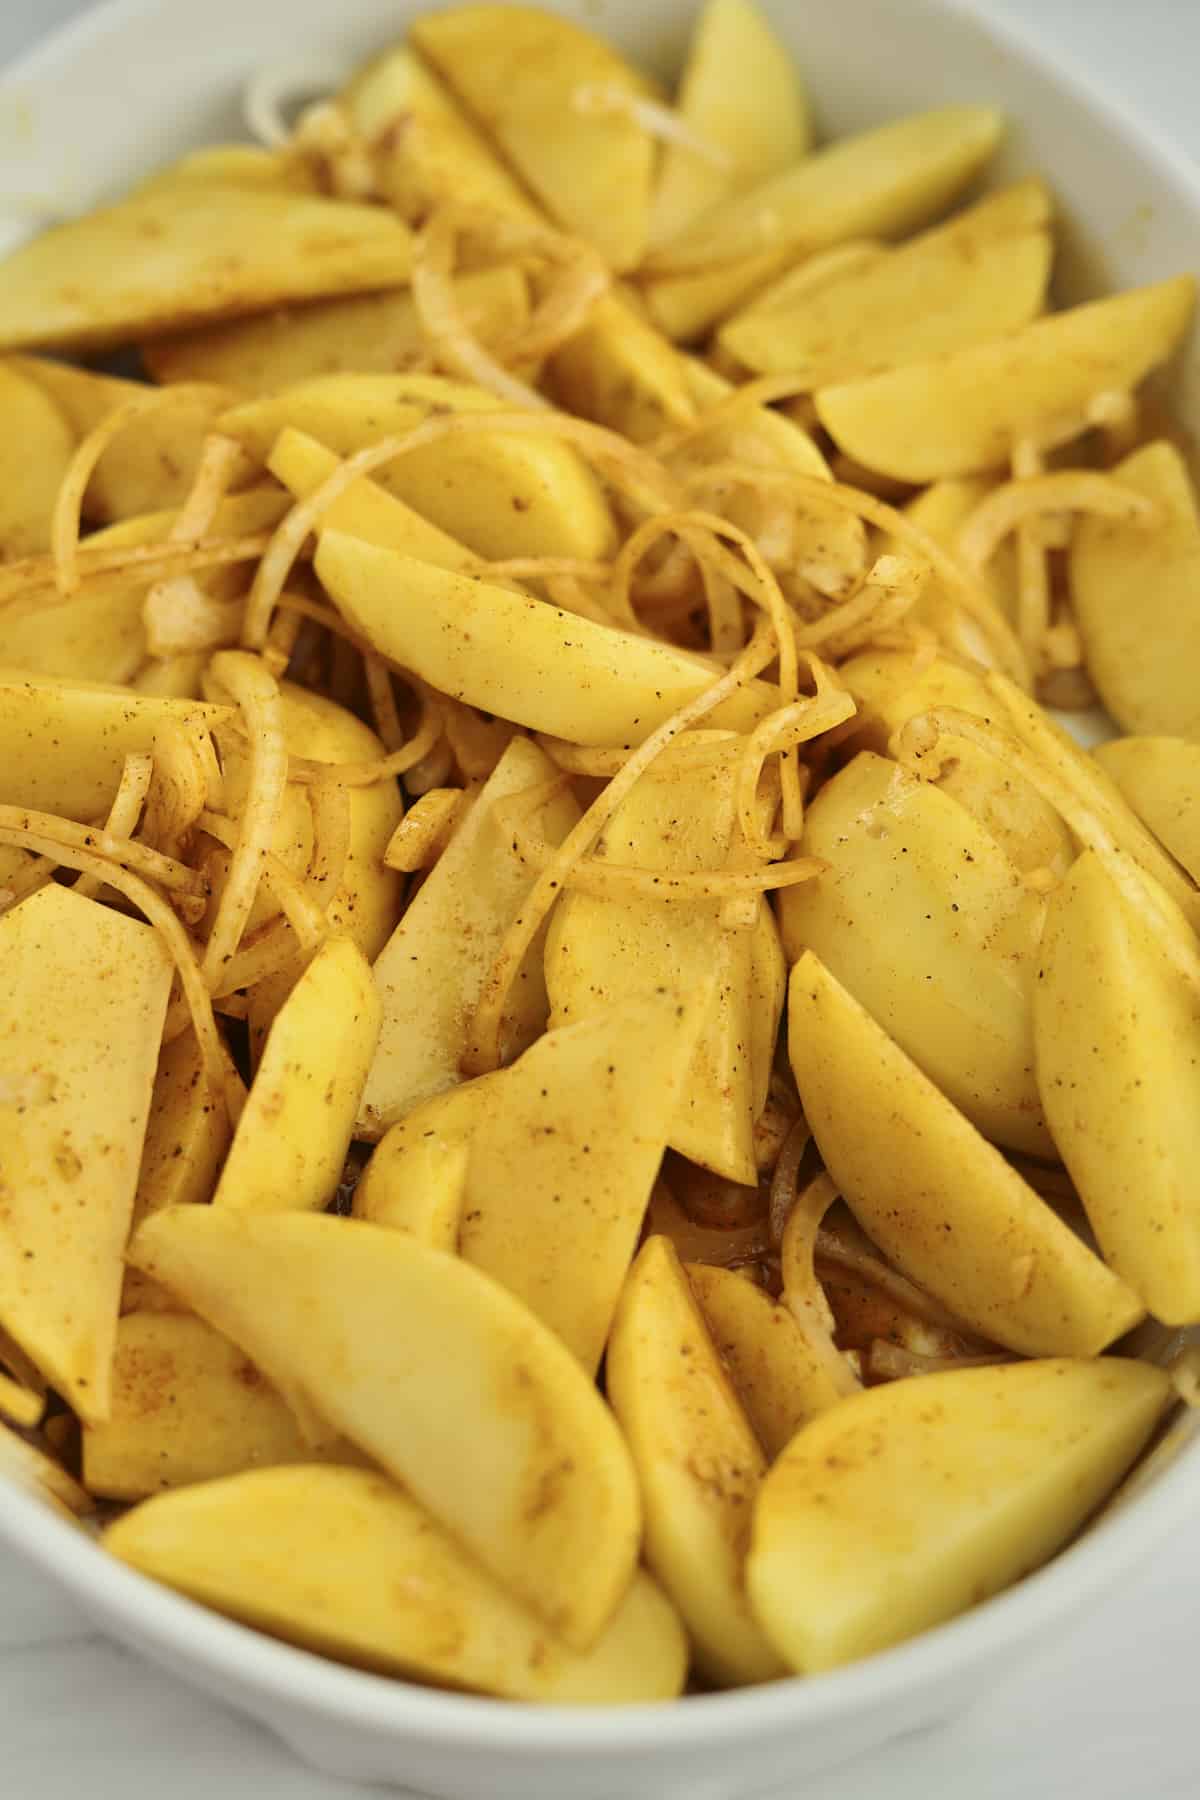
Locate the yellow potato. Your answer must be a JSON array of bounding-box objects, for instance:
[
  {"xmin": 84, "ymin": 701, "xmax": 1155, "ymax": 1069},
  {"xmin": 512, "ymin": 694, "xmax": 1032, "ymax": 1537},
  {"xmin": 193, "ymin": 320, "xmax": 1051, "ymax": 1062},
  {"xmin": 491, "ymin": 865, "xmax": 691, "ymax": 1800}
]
[
  {"xmin": 1035, "ymin": 852, "xmax": 1200, "ymax": 1324},
  {"xmin": 411, "ymin": 5, "xmax": 656, "ymax": 270},
  {"xmin": 341, "ymin": 43, "xmax": 540, "ymax": 224},
  {"xmin": 748, "ymin": 899, "xmax": 787, "ymax": 1125},
  {"xmin": 545, "ymin": 733, "xmax": 777, "ymax": 1183},
  {"xmin": 817, "ymin": 278, "xmax": 1197, "ymax": 481},
  {"xmin": 0, "ymin": 670, "xmax": 228, "ymax": 817},
  {"xmin": 266, "ymin": 426, "xmax": 478, "ymax": 572},
  {"xmin": 0, "ymin": 885, "xmax": 172, "ymax": 1423},
  {"xmin": 11, "ymin": 359, "xmax": 241, "ymax": 524},
  {"xmin": 719, "ymin": 180, "xmax": 1053, "ymax": 383},
  {"xmin": 83, "ymin": 1313, "xmax": 354, "ymax": 1500},
  {"xmin": 454, "ymin": 989, "xmax": 708, "ymax": 1371},
  {"xmin": 0, "ymin": 185, "xmax": 416, "ymax": 352},
  {"xmin": 359, "ymin": 737, "xmax": 580, "ymax": 1137},
  {"xmin": 686, "ymin": 1264, "xmax": 836, "ymax": 1456},
  {"xmin": 221, "ymin": 373, "xmax": 616, "ymax": 561},
  {"xmin": 607, "ymin": 1237, "xmax": 784, "ymax": 1687},
  {"xmin": 313, "ymin": 531, "xmax": 780, "ymax": 746},
  {"xmin": 133, "ymin": 145, "xmax": 321, "ymax": 196},
  {"xmin": 214, "ymin": 937, "xmax": 381, "ymax": 1214},
  {"xmin": 128, "ymin": 1210, "xmax": 641, "ymax": 1648},
  {"xmin": 144, "ymin": 267, "xmax": 529, "ymax": 393},
  {"xmin": 779, "ymin": 752, "xmax": 1054, "ymax": 1154},
  {"xmin": 645, "ymin": 105, "xmax": 1003, "ymax": 276},
  {"xmin": 893, "ymin": 476, "xmax": 1019, "ymax": 655},
  {"xmin": 788, "ymin": 952, "xmax": 1143, "ymax": 1355},
  {"xmin": 641, "ymin": 253, "xmax": 786, "ymax": 344},
  {"xmin": 1071, "ymin": 441, "xmax": 1200, "ymax": 737},
  {"xmin": 650, "ymin": 0, "xmax": 812, "ymax": 247},
  {"xmin": 354, "ymin": 1134, "xmax": 471, "ymax": 1252},
  {"xmin": 1094, "ymin": 734, "xmax": 1200, "ymax": 883},
  {"xmin": 837, "ymin": 652, "xmax": 1073, "ymax": 877},
  {"xmin": 748, "ymin": 1358, "xmax": 1170, "ymax": 1672},
  {"xmin": 548, "ymin": 291, "xmax": 697, "ymax": 444},
  {"xmin": 0, "ymin": 363, "xmax": 75, "ymax": 558},
  {"xmin": 106, "ymin": 1465, "xmax": 687, "ymax": 1703}
]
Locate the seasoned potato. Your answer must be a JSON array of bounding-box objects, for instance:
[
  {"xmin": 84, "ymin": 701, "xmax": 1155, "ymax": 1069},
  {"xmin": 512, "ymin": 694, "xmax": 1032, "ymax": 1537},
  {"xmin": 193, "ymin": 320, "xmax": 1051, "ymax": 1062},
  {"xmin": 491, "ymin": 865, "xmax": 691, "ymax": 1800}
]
[
  {"xmin": 549, "ymin": 291, "xmax": 696, "ymax": 443},
  {"xmin": 0, "ymin": 363, "xmax": 75, "ymax": 558},
  {"xmin": 354, "ymin": 1134, "xmax": 470, "ymax": 1252},
  {"xmin": 686, "ymin": 1264, "xmax": 834, "ymax": 1456},
  {"xmin": 1094, "ymin": 734, "xmax": 1200, "ymax": 882}
]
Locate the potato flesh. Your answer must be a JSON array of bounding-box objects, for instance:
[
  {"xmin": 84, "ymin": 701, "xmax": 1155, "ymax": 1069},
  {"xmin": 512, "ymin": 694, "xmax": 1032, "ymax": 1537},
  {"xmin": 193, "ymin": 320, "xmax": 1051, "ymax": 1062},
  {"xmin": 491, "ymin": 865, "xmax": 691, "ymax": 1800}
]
[
  {"xmin": 686, "ymin": 1264, "xmax": 832, "ymax": 1457},
  {"xmin": 748, "ymin": 1358, "xmax": 1170, "ymax": 1673},
  {"xmin": 1094, "ymin": 734, "xmax": 1200, "ymax": 883},
  {"xmin": 788, "ymin": 952, "xmax": 1143, "ymax": 1355},
  {"xmin": 105, "ymin": 1465, "xmax": 687, "ymax": 1704},
  {"xmin": 128, "ymin": 1210, "xmax": 641, "ymax": 1649},
  {"xmin": 0, "ymin": 363, "xmax": 75, "ymax": 558},
  {"xmin": 548, "ymin": 290, "xmax": 697, "ymax": 444},
  {"xmin": 0, "ymin": 886, "xmax": 173, "ymax": 1423},
  {"xmin": 1071, "ymin": 441, "xmax": 1200, "ymax": 737},
  {"xmin": 607, "ymin": 1237, "xmax": 784, "ymax": 1686},
  {"xmin": 354, "ymin": 1134, "xmax": 470, "ymax": 1252}
]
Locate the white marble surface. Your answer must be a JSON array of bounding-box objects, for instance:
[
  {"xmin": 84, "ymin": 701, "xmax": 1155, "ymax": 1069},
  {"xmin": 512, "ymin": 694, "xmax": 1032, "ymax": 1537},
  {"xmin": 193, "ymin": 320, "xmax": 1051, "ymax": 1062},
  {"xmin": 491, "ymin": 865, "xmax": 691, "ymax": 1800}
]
[{"xmin": 3, "ymin": 0, "xmax": 1200, "ymax": 1795}]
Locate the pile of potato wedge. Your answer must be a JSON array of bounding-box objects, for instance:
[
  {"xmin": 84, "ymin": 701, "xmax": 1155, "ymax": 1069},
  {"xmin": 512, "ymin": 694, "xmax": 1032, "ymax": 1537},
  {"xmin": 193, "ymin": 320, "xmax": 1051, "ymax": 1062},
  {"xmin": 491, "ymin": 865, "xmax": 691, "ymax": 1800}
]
[{"xmin": 2, "ymin": 0, "xmax": 1200, "ymax": 1706}]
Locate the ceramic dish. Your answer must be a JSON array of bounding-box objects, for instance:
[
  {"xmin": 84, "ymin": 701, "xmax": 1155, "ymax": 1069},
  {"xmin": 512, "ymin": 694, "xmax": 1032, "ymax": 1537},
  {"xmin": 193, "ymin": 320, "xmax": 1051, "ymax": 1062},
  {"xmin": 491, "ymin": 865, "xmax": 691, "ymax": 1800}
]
[{"xmin": 1, "ymin": 2, "xmax": 1198, "ymax": 1796}]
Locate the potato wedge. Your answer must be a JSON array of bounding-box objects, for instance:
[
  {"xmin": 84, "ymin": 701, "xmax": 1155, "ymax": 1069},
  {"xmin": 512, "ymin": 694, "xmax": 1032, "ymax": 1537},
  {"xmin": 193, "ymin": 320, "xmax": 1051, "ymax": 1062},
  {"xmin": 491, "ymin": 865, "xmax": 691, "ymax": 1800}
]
[
  {"xmin": 817, "ymin": 278, "xmax": 1197, "ymax": 481},
  {"xmin": 214, "ymin": 937, "xmax": 380, "ymax": 1214},
  {"xmin": 787, "ymin": 952, "xmax": 1143, "ymax": 1355},
  {"xmin": 607, "ymin": 1237, "xmax": 784, "ymax": 1687},
  {"xmin": 1094, "ymin": 734, "xmax": 1200, "ymax": 883},
  {"xmin": 0, "ymin": 185, "xmax": 416, "ymax": 353},
  {"xmin": 221, "ymin": 373, "xmax": 616, "ymax": 561},
  {"xmin": 748, "ymin": 1358, "xmax": 1170, "ymax": 1672},
  {"xmin": 313, "ymin": 531, "xmax": 780, "ymax": 746},
  {"xmin": 1071, "ymin": 441, "xmax": 1200, "ymax": 737},
  {"xmin": 650, "ymin": 0, "xmax": 812, "ymax": 248},
  {"xmin": 0, "ymin": 885, "xmax": 172, "ymax": 1422},
  {"xmin": 354, "ymin": 1134, "xmax": 470, "ymax": 1252},
  {"xmin": 0, "ymin": 362, "xmax": 75, "ymax": 557},
  {"xmin": 641, "ymin": 254, "xmax": 786, "ymax": 344},
  {"xmin": 646, "ymin": 105, "xmax": 1003, "ymax": 276},
  {"xmin": 84, "ymin": 1313, "xmax": 355, "ymax": 1500},
  {"xmin": 128, "ymin": 1210, "xmax": 641, "ymax": 1648},
  {"xmin": 341, "ymin": 43, "xmax": 540, "ymax": 224},
  {"xmin": 686, "ymin": 1264, "xmax": 834, "ymax": 1457},
  {"xmin": 719, "ymin": 180, "xmax": 1053, "ymax": 384},
  {"xmin": 0, "ymin": 670, "xmax": 228, "ymax": 817},
  {"xmin": 1035, "ymin": 852, "xmax": 1200, "ymax": 1323},
  {"xmin": 548, "ymin": 291, "xmax": 696, "ymax": 444},
  {"xmin": 779, "ymin": 752, "xmax": 1054, "ymax": 1154},
  {"xmin": 11, "ymin": 359, "xmax": 241, "ymax": 524},
  {"xmin": 106, "ymin": 1465, "xmax": 686, "ymax": 1703},
  {"xmin": 133, "ymin": 145, "xmax": 321, "ymax": 197},
  {"xmin": 892, "ymin": 476, "xmax": 1019, "ymax": 658},
  {"xmin": 359, "ymin": 737, "xmax": 579, "ymax": 1136},
  {"xmin": 144, "ymin": 267, "xmax": 529, "ymax": 393},
  {"xmin": 411, "ymin": 5, "xmax": 656, "ymax": 270},
  {"xmin": 545, "ymin": 733, "xmax": 776, "ymax": 1182}
]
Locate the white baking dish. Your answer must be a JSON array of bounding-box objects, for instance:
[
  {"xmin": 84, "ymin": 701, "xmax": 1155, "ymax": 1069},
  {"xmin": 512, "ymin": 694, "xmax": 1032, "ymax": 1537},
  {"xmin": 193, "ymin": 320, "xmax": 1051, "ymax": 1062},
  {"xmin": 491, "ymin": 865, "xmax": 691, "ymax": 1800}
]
[{"xmin": 1, "ymin": 2, "xmax": 1198, "ymax": 1795}]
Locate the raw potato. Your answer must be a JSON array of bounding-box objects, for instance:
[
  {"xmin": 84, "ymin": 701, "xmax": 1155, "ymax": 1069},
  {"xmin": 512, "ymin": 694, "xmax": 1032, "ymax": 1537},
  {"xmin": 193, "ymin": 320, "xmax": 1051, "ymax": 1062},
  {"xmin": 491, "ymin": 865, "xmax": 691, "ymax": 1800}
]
[
  {"xmin": 788, "ymin": 952, "xmax": 1144, "ymax": 1355},
  {"xmin": 1071, "ymin": 441, "xmax": 1200, "ymax": 737},
  {"xmin": 607, "ymin": 1237, "xmax": 784, "ymax": 1687},
  {"xmin": 719, "ymin": 180, "xmax": 1053, "ymax": 384},
  {"xmin": 650, "ymin": 0, "xmax": 812, "ymax": 247},
  {"xmin": 545, "ymin": 733, "xmax": 779, "ymax": 1183},
  {"xmin": 83, "ymin": 1313, "xmax": 353, "ymax": 1499},
  {"xmin": 127, "ymin": 1210, "xmax": 642, "ymax": 1648},
  {"xmin": 0, "ymin": 363, "xmax": 75, "ymax": 557},
  {"xmin": 644, "ymin": 105, "xmax": 1004, "ymax": 276},
  {"xmin": 1035, "ymin": 852, "xmax": 1200, "ymax": 1324},
  {"xmin": 0, "ymin": 885, "xmax": 172, "ymax": 1423},
  {"xmin": 214, "ymin": 937, "xmax": 381, "ymax": 1213},
  {"xmin": 0, "ymin": 185, "xmax": 416, "ymax": 353},
  {"xmin": 686, "ymin": 1264, "xmax": 835, "ymax": 1456},
  {"xmin": 220, "ymin": 372, "xmax": 617, "ymax": 562},
  {"xmin": 1094, "ymin": 735, "xmax": 1200, "ymax": 883},
  {"xmin": 817, "ymin": 278, "xmax": 1197, "ymax": 481},
  {"xmin": 748, "ymin": 1358, "xmax": 1171, "ymax": 1673},
  {"xmin": 359, "ymin": 737, "xmax": 580, "ymax": 1137},
  {"xmin": 641, "ymin": 253, "xmax": 786, "ymax": 344},
  {"xmin": 779, "ymin": 752, "xmax": 1054, "ymax": 1155},
  {"xmin": 548, "ymin": 291, "xmax": 697, "ymax": 444},
  {"xmin": 313, "ymin": 531, "xmax": 781, "ymax": 746},
  {"xmin": 0, "ymin": 669, "xmax": 228, "ymax": 821},
  {"xmin": 133, "ymin": 145, "xmax": 321, "ymax": 196},
  {"xmin": 143, "ymin": 268, "xmax": 530, "ymax": 393},
  {"xmin": 454, "ymin": 990, "xmax": 709, "ymax": 1371},
  {"xmin": 411, "ymin": 4, "xmax": 656, "ymax": 270},
  {"xmin": 341, "ymin": 44, "xmax": 540, "ymax": 224},
  {"xmin": 891, "ymin": 475, "xmax": 1019, "ymax": 655},
  {"xmin": 106, "ymin": 1465, "xmax": 687, "ymax": 1704},
  {"xmin": 354, "ymin": 1133, "xmax": 471, "ymax": 1252}
]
